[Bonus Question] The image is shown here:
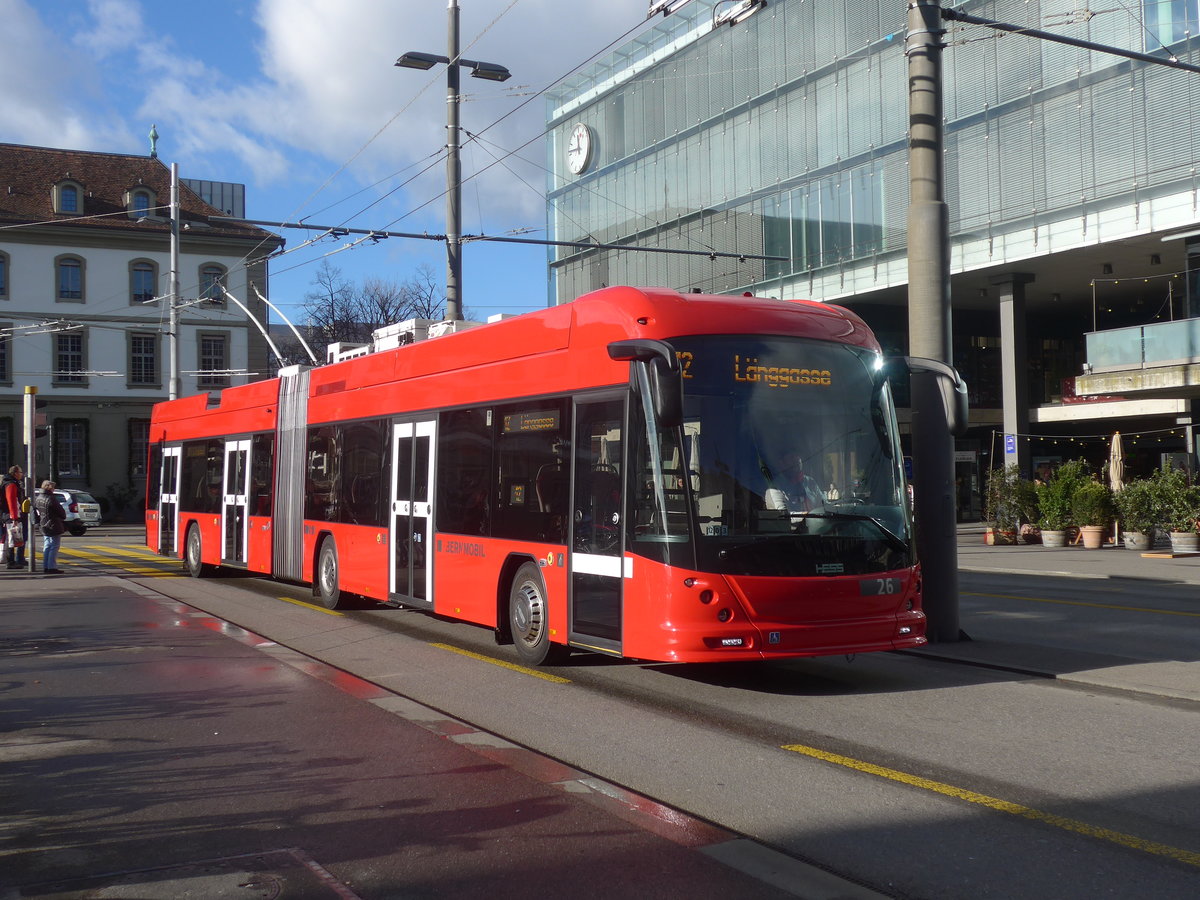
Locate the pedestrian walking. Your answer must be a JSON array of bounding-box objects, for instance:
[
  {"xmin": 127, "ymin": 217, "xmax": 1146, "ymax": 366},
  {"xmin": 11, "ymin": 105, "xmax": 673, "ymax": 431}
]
[
  {"xmin": 2, "ymin": 465, "xmax": 28, "ymax": 569},
  {"xmin": 33, "ymin": 481, "xmax": 67, "ymax": 575}
]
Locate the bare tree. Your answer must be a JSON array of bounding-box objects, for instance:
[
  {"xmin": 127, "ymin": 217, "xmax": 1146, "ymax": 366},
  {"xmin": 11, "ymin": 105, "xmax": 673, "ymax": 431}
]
[
  {"xmin": 355, "ymin": 278, "xmax": 413, "ymax": 333},
  {"xmin": 302, "ymin": 261, "xmax": 365, "ymax": 346},
  {"xmin": 399, "ymin": 264, "xmax": 446, "ymax": 321}
]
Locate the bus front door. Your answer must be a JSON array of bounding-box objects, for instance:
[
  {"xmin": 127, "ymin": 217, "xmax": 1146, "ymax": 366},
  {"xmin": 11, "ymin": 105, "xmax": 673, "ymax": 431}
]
[
  {"xmin": 222, "ymin": 439, "xmax": 250, "ymax": 563},
  {"xmin": 390, "ymin": 419, "xmax": 435, "ymax": 608},
  {"xmin": 569, "ymin": 397, "xmax": 625, "ymax": 653},
  {"xmin": 158, "ymin": 446, "xmax": 181, "ymax": 557}
]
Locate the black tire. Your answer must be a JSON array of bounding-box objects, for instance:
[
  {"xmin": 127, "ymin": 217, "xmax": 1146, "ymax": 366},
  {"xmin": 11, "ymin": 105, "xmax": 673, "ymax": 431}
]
[
  {"xmin": 508, "ymin": 562, "xmax": 566, "ymax": 666},
  {"xmin": 68, "ymin": 523, "xmax": 86, "ymax": 537},
  {"xmin": 185, "ymin": 523, "xmax": 210, "ymax": 578},
  {"xmin": 316, "ymin": 538, "xmax": 342, "ymax": 609}
]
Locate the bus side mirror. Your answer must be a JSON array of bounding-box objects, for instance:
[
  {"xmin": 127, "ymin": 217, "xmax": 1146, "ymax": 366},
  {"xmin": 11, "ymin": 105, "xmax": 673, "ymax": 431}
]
[
  {"xmin": 893, "ymin": 356, "xmax": 969, "ymax": 437},
  {"xmin": 608, "ymin": 339, "xmax": 683, "ymax": 430},
  {"xmin": 648, "ymin": 356, "xmax": 682, "ymax": 429}
]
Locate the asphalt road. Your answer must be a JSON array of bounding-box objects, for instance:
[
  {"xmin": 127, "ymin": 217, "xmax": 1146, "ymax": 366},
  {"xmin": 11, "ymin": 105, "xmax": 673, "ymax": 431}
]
[{"xmin": 17, "ymin": 526, "xmax": 1200, "ymax": 899}]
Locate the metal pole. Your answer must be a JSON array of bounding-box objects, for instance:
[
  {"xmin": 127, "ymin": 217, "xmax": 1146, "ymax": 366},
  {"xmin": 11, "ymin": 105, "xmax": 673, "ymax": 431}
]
[
  {"xmin": 23, "ymin": 386, "xmax": 37, "ymax": 573},
  {"xmin": 445, "ymin": 0, "xmax": 463, "ymax": 321},
  {"xmin": 906, "ymin": 1, "xmax": 961, "ymax": 642},
  {"xmin": 168, "ymin": 163, "xmax": 181, "ymax": 400}
]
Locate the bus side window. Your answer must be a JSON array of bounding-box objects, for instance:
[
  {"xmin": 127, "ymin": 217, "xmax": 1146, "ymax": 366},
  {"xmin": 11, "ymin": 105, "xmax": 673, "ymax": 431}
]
[
  {"xmin": 437, "ymin": 408, "xmax": 493, "ymax": 536},
  {"xmin": 493, "ymin": 400, "xmax": 569, "ymax": 544}
]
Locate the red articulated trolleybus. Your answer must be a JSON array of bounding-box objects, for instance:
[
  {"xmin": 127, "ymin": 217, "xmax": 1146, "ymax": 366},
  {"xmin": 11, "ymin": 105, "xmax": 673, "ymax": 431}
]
[{"xmin": 146, "ymin": 286, "xmax": 966, "ymax": 665}]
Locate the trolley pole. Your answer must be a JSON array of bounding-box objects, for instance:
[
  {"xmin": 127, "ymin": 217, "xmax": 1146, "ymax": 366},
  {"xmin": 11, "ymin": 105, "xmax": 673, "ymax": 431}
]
[{"xmin": 906, "ymin": 1, "xmax": 961, "ymax": 641}]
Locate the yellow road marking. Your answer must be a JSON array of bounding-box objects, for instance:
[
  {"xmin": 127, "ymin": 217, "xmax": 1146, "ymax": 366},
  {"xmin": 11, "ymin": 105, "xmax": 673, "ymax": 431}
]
[
  {"xmin": 83, "ymin": 544, "xmax": 167, "ymax": 562},
  {"xmin": 59, "ymin": 545, "xmax": 178, "ymax": 577},
  {"xmin": 964, "ymin": 591, "xmax": 1200, "ymax": 618},
  {"xmin": 782, "ymin": 742, "xmax": 1200, "ymax": 868},
  {"xmin": 431, "ymin": 643, "xmax": 571, "ymax": 683},
  {"xmin": 276, "ymin": 595, "xmax": 344, "ymax": 616}
]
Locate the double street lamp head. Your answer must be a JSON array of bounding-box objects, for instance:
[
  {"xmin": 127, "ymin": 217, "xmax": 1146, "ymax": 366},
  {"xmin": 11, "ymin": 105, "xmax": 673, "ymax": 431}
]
[{"xmin": 395, "ymin": 52, "xmax": 511, "ymax": 82}]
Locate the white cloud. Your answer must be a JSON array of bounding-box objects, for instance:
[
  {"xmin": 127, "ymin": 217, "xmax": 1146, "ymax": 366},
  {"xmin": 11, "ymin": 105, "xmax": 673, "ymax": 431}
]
[
  {"xmin": 2, "ymin": 0, "xmax": 656, "ymax": 309},
  {"xmin": 76, "ymin": 0, "xmax": 146, "ymax": 60},
  {"xmin": 0, "ymin": 0, "xmax": 134, "ymax": 149}
]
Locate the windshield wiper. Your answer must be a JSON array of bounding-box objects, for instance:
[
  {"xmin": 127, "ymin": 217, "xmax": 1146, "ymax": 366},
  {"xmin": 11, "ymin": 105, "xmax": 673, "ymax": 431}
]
[{"xmin": 796, "ymin": 511, "xmax": 910, "ymax": 554}]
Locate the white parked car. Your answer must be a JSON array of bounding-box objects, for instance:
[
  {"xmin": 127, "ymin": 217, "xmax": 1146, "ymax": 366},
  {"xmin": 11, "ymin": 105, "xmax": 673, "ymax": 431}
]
[{"xmin": 54, "ymin": 489, "xmax": 102, "ymax": 536}]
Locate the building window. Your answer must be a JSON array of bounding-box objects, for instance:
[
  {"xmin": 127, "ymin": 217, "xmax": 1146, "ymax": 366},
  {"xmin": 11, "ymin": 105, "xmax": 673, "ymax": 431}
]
[
  {"xmin": 0, "ymin": 250, "xmax": 8, "ymax": 299},
  {"xmin": 129, "ymin": 418, "xmax": 150, "ymax": 480},
  {"xmin": 129, "ymin": 332, "xmax": 159, "ymax": 386},
  {"xmin": 0, "ymin": 417, "xmax": 10, "ymax": 474},
  {"xmin": 55, "ymin": 331, "xmax": 87, "ymax": 384},
  {"xmin": 0, "ymin": 327, "xmax": 9, "ymax": 384},
  {"xmin": 198, "ymin": 332, "xmax": 229, "ymax": 388},
  {"xmin": 199, "ymin": 264, "xmax": 227, "ymax": 306},
  {"xmin": 56, "ymin": 182, "xmax": 81, "ymax": 214},
  {"xmin": 56, "ymin": 255, "xmax": 85, "ymax": 301},
  {"xmin": 54, "ymin": 419, "xmax": 88, "ymax": 480},
  {"xmin": 130, "ymin": 259, "xmax": 158, "ymax": 304},
  {"xmin": 1143, "ymin": 1, "xmax": 1199, "ymax": 47},
  {"xmin": 128, "ymin": 189, "xmax": 156, "ymax": 218}
]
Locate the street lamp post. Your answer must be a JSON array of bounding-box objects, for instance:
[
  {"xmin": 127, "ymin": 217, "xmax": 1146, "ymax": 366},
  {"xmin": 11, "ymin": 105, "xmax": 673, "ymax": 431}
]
[{"xmin": 396, "ymin": 0, "xmax": 511, "ymax": 322}]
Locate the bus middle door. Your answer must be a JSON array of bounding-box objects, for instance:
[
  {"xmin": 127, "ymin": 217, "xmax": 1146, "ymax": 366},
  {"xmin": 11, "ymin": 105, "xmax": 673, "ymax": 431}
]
[
  {"xmin": 222, "ymin": 439, "xmax": 250, "ymax": 563},
  {"xmin": 569, "ymin": 396, "xmax": 626, "ymax": 654},
  {"xmin": 390, "ymin": 419, "xmax": 435, "ymax": 608},
  {"xmin": 158, "ymin": 446, "xmax": 181, "ymax": 557}
]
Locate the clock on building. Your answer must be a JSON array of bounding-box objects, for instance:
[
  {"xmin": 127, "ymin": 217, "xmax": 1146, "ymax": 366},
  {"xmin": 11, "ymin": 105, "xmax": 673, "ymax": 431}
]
[{"xmin": 566, "ymin": 123, "xmax": 593, "ymax": 174}]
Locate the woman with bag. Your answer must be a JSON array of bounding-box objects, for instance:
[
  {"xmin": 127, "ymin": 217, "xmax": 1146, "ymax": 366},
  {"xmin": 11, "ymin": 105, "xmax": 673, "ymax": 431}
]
[
  {"xmin": 2, "ymin": 465, "xmax": 27, "ymax": 569},
  {"xmin": 33, "ymin": 480, "xmax": 66, "ymax": 575}
]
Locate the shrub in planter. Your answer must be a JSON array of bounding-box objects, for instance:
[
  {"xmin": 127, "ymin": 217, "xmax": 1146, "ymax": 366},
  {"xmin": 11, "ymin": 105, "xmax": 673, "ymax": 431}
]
[
  {"xmin": 1112, "ymin": 477, "xmax": 1159, "ymax": 536},
  {"xmin": 1035, "ymin": 459, "xmax": 1089, "ymax": 532},
  {"xmin": 1150, "ymin": 466, "xmax": 1200, "ymax": 534},
  {"xmin": 1072, "ymin": 479, "xmax": 1114, "ymax": 527},
  {"xmin": 984, "ymin": 463, "xmax": 1031, "ymax": 535}
]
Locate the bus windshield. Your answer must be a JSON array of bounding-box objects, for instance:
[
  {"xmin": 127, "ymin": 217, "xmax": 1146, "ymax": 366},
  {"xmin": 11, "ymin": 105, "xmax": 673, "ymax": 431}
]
[{"xmin": 670, "ymin": 334, "xmax": 912, "ymax": 577}]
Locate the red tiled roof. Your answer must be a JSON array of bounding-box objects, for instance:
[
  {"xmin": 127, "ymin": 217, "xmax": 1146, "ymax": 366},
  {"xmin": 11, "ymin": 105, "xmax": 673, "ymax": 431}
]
[{"xmin": 0, "ymin": 143, "xmax": 280, "ymax": 246}]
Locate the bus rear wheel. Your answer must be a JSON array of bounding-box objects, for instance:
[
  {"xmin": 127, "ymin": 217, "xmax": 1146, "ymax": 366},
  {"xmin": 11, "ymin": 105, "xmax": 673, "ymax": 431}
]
[
  {"xmin": 185, "ymin": 523, "xmax": 211, "ymax": 578},
  {"xmin": 508, "ymin": 562, "xmax": 565, "ymax": 666},
  {"xmin": 316, "ymin": 538, "xmax": 342, "ymax": 609}
]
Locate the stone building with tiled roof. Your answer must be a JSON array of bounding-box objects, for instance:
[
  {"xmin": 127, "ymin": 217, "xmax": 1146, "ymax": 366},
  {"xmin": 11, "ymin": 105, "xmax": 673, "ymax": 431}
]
[{"xmin": 0, "ymin": 142, "xmax": 283, "ymax": 511}]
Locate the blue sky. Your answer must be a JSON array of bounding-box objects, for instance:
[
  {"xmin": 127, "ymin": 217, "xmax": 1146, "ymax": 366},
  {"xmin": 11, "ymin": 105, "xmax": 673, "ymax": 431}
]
[{"xmin": 2, "ymin": 0, "xmax": 651, "ymax": 324}]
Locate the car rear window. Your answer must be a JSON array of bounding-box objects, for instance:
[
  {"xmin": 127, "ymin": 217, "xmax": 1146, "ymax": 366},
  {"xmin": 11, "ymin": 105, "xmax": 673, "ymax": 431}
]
[{"xmin": 74, "ymin": 493, "xmax": 98, "ymax": 504}]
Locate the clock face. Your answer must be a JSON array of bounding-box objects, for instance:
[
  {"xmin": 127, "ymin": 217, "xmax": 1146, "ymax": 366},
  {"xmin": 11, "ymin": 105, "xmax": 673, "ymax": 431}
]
[{"xmin": 566, "ymin": 123, "xmax": 592, "ymax": 174}]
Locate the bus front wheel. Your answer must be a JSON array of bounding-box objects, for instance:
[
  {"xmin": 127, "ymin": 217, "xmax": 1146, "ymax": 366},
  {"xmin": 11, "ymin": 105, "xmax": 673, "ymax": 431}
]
[
  {"xmin": 508, "ymin": 563, "xmax": 565, "ymax": 666},
  {"xmin": 316, "ymin": 538, "xmax": 342, "ymax": 609},
  {"xmin": 185, "ymin": 524, "xmax": 211, "ymax": 578}
]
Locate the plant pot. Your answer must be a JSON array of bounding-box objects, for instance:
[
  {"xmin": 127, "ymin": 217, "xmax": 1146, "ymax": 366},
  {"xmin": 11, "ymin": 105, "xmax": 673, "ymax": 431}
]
[
  {"xmin": 1080, "ymin": 525, "xmax": 1105, "ymax": 549},
  {"xmin": 1169, "ymin": 531, "xmax": 1200, "ymax": 553},
  {"xmin": 985, "ymin": 528, "xmax": 1017, "ymax": 545},
  {"xmin": 1040, "ymin": 529, "xmax": 1068, "ymax": 548},
  {"xmin": 1122, "ymin": 530, "xmax": 1154, "ymax": 551}
]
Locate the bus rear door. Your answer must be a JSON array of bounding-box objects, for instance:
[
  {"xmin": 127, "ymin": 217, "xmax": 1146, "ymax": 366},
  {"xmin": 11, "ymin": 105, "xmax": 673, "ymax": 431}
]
[
  {"xmin": 390, "ymin": 419, "xmax": 436, "ymax": 607},
  {"xmin": 158, "ymin": 446, "xmax": 181, "ymax": 557},
  {"xmin": 222, "ymin": 438, "xmax": 250, "ymax": 563},
  {"xmin": 569, "ymin": 396, "xmax": 626, "ymax": 655}
]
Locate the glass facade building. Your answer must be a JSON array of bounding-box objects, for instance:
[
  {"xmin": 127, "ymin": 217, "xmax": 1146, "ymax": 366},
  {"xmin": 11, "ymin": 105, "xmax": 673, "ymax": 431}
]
[
  {"xmin": 545, "ymin": 0, "xmax": 1200, "ymax": 511},
  {"xmin": 547, "ymin": 0, "xmax": 1200, "ymax": 301}
]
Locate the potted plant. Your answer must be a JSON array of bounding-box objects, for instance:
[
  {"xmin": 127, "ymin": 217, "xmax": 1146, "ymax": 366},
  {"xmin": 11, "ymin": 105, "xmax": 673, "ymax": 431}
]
[
  {"xmin": 984, "ymin": 464, "xmax": 1024, "ymax": 544},
  {"xmin": 1071, "ymin": 479, "xmax": 1114, "ymax": 549},
  {"xmin": 1035, "ymin": 459, "xmax": 1088, "ymax": 547},
  {"xmin": 1112, "ymin": 476, "xmax": 1158, "ymax": 551},
  {"xmin": 1151, "ymin": 466, "xmax": 1200, "ymax": 553}
]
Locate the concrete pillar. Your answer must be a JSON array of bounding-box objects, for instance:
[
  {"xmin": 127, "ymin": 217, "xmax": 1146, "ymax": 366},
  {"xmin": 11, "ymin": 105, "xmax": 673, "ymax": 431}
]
[{"xmin": 992, "ymin": 273, "xmax": 1034, "ymax": 477}]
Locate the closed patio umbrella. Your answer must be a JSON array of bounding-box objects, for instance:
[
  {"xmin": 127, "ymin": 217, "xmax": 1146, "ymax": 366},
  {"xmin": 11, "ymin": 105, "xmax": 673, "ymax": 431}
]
[{"xmin": 1109, "ymin": 431, "xmax": 1125, "ymax": 493}]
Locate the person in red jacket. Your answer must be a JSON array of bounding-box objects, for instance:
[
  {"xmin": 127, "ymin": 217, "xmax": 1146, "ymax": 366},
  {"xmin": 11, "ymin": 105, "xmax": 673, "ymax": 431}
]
[{"xmin": 2, "ymin": 465, "xmax": 28, "ymax": 568}]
